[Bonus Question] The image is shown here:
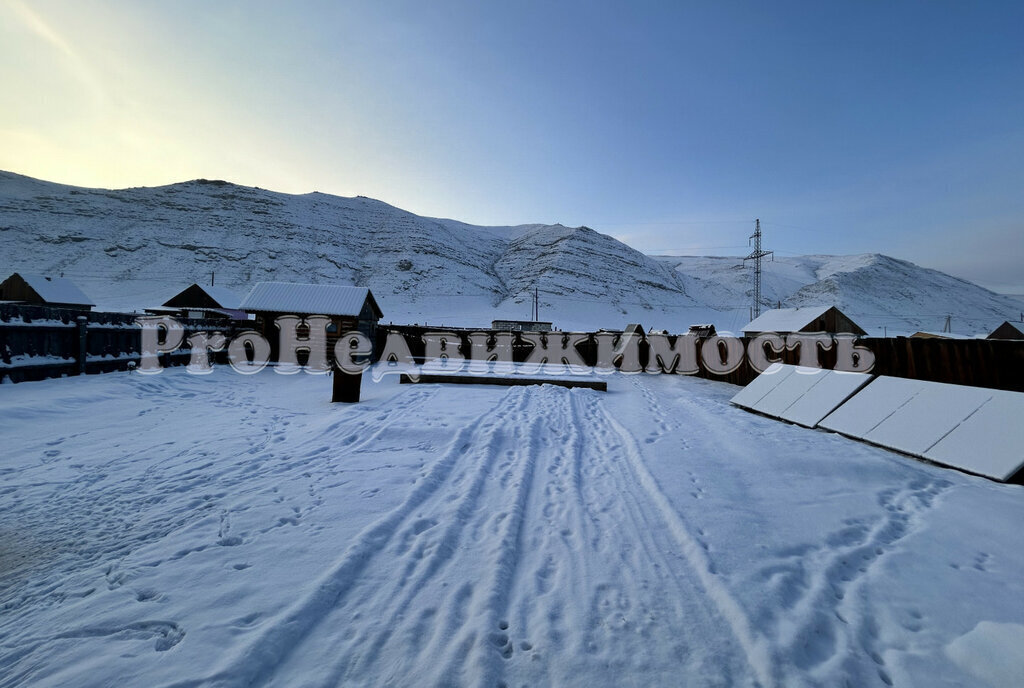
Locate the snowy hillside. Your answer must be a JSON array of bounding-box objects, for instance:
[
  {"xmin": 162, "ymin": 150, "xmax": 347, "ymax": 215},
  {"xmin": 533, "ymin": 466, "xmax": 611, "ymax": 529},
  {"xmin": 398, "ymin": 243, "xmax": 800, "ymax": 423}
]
[
  {"xmin": 652, "ymin": 254, "xmax": 1022, "ymax": 336},
  {"xmin": 1, "ymin": 171, "xmax": 1019, "ymax": 335}
]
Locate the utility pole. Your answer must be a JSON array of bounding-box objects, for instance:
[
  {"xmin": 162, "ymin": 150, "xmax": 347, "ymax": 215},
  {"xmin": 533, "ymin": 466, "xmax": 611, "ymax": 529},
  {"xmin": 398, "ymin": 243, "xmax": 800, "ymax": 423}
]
[
  {"xmin": 942, "ymin": 314, "xmax": 951, "ymax": 333},
  {"xmin": 532, "ymin": 287, "xmax": 539, "ymax": 321},
  {"xmin": 743, "ymin": 219, "xmax": 773, "ymax": 319},
  {"xmin": 211, "ymin": 272, "xmax": 215, "ymax": 287}
]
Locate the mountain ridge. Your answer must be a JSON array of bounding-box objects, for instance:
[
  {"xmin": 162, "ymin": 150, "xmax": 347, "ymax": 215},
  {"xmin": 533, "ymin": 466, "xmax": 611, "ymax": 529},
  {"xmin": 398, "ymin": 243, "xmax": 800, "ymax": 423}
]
[{"xmin": 1, "ymin": 170, "xmax": 1018, "ymax": 335}]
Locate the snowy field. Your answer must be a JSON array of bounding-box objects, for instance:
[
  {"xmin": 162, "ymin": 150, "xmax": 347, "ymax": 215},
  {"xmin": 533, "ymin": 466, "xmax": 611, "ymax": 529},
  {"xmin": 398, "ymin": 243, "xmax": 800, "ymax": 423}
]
[{"xmin": 1, "ymin": 368, "xmax": 1023, "ymax": 687}]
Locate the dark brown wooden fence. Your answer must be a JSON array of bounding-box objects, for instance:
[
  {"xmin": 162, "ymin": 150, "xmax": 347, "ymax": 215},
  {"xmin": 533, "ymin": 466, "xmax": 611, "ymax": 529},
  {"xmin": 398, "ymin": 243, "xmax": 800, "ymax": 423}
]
[
  {"xmin": 375, "ymin": 328, "xmax": 1024, "ymax": 393},
  {"xmin": 6, "ymin": 316, "xmax": 1020, "ymax": 392},
  {"xmin": 0, "ymin": 304, "xmax": 244, "ymax": 384}
]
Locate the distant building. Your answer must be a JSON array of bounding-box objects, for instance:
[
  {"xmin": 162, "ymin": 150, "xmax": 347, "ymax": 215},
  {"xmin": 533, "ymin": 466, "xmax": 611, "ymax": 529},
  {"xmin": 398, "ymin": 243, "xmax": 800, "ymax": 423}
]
[
  {"xmin": 491, "ymin": 319, "xmax": 553, "ymax": 332},
  {"xmin": 687, "ymin": 323, "xmax": 717, "ymax": 338},
  {"xmin": 0, "ymin": 272, "xmax": 95, "ymax": 310},
  {"xmin": 241, "ymin": 282, "xmax": 383, "ymax": 360},
  {"xmin": 152, "ymin": 283, "xmax": 248, "ymax": 320},
  {"xmin": 910, "ymin": 331, "xmax": 975, "ymax": 340},
  {"xmin": 987, "ymin": 320, "xmax": 1024, "ymax": 340},
  {"xmin": 742, "ymin": 306, "xmax": 866, "ymax": 336}
]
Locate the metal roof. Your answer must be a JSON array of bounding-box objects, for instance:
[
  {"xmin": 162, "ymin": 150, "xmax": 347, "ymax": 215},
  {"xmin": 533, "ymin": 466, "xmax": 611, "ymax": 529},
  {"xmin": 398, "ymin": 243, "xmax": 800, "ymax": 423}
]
[
  {"xmin": 742, "ymin": 306, "xmax": 832, "ymax": 333},
  {"xmin": 240, "ymin": 282, "xmax": 382, "ymax": 318},
  {"xmin": 18, "ymin": 273, "xmax": 94, "ymax": 306},
  {"xmin": 199, "ymin": 285, "xmax": 243, "ymax": 310}
]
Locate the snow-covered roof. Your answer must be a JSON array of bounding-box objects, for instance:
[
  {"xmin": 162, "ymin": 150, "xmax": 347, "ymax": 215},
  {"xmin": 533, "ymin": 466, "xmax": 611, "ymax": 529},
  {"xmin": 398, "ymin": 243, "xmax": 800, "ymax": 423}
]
[
  {"xmin": 911, "ymin": 331, "xmax": 973, "ymax": 340},
  {"xmin": 18, "ymin": 273, "xmax": 94, "ymax": 306},
  {"xmin": 241, "ymin": 282, "xmax": 382, "ymax": 318},
  {"xmin": 993, "ymin": 321, "xmax": 1024, "ymax": 337},
  {"xmin": 742, "ymin": 306, "xmax": 832, "ymax": 333},
  {"xmin": 199, "ymin": 285, "xmax": 242, "ymax": 310}
]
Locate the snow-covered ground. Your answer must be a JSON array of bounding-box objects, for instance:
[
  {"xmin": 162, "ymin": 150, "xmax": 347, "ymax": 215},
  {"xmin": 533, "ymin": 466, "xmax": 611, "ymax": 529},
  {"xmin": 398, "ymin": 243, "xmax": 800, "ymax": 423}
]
[{"xmin": 1, "ymin": 368, "xmax": 1023, "ymax": 687}]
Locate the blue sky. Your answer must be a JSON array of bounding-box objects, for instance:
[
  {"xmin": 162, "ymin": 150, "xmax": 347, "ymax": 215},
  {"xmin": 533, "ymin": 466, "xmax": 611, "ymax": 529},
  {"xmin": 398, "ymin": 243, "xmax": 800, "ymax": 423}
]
[{"xmin": 2, "ymin": 1, "xmax": 1022, "ymax": 291}]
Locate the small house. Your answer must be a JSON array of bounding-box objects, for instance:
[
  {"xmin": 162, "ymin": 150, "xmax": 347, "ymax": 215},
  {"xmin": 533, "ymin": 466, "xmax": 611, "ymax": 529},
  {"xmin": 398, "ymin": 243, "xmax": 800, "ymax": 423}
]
[
  {"xmin": 742, "ymin": 306, "xmax": 866, "ymax": 337},
  {"xmin": 687, "ymin": 324, "xmax": 717, "ymax": 338},
  {"xmin": 155, "ymin": 283, "xmax": 248, "ymax": 320},
  {"xmin": 241, "ymin": 282, "xmax": 383, "ymax": 360},
  {"xmin": 0, "ymin": 273, "xmax": 95, "ymax": 310},
  {"xmin": 987, "ymin": 321, "xmax": 1024, "ymax": 340}
]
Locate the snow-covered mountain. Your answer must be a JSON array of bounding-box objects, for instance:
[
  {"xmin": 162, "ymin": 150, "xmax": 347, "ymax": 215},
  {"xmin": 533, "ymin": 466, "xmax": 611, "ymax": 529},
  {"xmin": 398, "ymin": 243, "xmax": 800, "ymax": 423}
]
[{"xmin": 1, "ymin": 171, "xmax": 1018, "ymax": 335}]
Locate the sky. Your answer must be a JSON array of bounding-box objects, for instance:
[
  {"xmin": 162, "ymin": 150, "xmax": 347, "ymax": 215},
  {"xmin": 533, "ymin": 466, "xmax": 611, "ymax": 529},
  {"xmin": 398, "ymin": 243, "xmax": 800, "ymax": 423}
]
[{"xmin": 1, "ymin": 0, "xmax": 1022, "ymax": 292}]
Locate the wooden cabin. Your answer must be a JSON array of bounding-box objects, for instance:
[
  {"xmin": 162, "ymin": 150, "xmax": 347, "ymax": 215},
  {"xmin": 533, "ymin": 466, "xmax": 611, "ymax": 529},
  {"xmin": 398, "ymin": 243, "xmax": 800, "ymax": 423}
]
[
  {"xmin": 0, "ymin": 273, "xmax": 95, "ymax": 310},
  {"xmin": 240, "ymin": 282, "xmax": 383, "ymax": 361},
  {"xmin": 742, "ymin": 305, "xmax": 866, "ymax": 336},
  {"xmin": 987, "ymin": 321, "xmax": 1024, "ymax": 340},
  {"xmin": 154, "ymin": 283, "xmax": 248, "ymax": 320}
]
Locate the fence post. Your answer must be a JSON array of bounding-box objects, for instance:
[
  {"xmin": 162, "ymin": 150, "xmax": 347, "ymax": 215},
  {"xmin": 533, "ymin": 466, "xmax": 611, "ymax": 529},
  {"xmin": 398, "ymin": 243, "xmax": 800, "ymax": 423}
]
[{"xmin": 76, "ymin": 316, "xmax": 88, "ymax": 375}]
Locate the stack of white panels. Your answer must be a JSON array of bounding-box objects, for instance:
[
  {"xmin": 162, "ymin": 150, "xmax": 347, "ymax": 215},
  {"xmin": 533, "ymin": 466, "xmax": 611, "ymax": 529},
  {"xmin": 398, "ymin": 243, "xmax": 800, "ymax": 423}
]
[
  {"xmin": 729, "ymin": 362, "xmax": 795, "ymax": 410},
  {"xmin": 730, "ymin": 364, "xmax": 873, "ymax": 428},
  {"xmin": 778, "ymin": 371, "xmax": 874, "ymax": 428},
  {"xmin": 817, "ymin": 377, "xmax": 928, "ymax": 438},
  {"xmin": 923, "ymin": 390, "xmax": 1024, "ymax": 482},
  {"xmin": 820, "ymin": 377, "xmax": 1024, "ymax": 482}
]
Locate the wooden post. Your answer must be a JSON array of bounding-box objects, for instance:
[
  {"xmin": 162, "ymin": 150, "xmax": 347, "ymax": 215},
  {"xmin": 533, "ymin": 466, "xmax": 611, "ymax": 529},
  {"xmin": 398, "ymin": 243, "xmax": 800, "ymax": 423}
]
[
  {"xmin": 76, "ymin": 316, "xmax": 88, "ymax": 375},
  {"xmin": 332, "ymin": 367, "xmax": 362, "ymax": 403}
]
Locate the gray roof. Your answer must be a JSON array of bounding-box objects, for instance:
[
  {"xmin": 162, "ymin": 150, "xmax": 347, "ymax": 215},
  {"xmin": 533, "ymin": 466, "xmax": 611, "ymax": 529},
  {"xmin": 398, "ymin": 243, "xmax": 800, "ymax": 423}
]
[
  {"xmin": 199, "ymin": 285, "xmax": 242, "ymax": 310},
  {"xmin": 742, "ymin": 306, "xmax": 832, "ymax": 333},
  {"xmin": 19, "ymin": 273, "xmax": 94, "ymax": 306},
  {"xmin": 240, "ymin": 282, "xmax": 382, "ymax": 318}
]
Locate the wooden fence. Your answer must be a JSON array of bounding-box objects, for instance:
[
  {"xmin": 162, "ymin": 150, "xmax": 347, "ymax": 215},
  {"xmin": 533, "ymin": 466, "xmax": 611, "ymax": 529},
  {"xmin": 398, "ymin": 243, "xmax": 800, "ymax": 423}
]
[
  {"xmin": 4, "ymin": 314, "xmax": 1021, "ymax": 393},
  {"xmin": 375, "ymin": 327, "xmax": 1024, "ymax": 393},
  {"xmin": 0, "ymin": 304, "xmax": 243, "ymax": 384}
]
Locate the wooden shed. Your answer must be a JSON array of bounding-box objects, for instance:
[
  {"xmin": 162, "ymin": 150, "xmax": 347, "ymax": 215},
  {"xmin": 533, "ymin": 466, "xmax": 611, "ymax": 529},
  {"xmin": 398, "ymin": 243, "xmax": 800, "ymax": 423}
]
[
  {"xmin": 157, "ymin": 283, "xmax": 248, "ymax": 320},
  {"xmin": 742, "ymin": 305, "xmax": 866, "ymax": 336},
  {"xmin": 0, "ymin": 273, "xmax": 95, "ymax": 310},
  {"xmin": 240, "ymin": 282, "xmax": 383, "ymax": 361},
  {"xmin": 987, "ymin": 321, "xmax": 1024, "ymax": 340}
]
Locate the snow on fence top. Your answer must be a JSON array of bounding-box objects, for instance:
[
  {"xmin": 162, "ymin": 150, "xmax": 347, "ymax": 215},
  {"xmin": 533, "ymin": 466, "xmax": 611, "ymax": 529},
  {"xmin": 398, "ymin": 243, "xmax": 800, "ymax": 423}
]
[{"xmin": 240, "ymin": 282, "xmax": 382, "ymax": 318}]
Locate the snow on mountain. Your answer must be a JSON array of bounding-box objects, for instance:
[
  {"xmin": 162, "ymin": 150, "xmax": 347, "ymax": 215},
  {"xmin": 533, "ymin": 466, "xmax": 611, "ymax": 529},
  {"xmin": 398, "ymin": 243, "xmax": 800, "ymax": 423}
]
[
  {"xmin": 1, "ymin": 170, "xmax": 1018, "ymax": 335},
  {"xmin": 655, "ymin": 253, "xmax": 1022, "ymax": 335}
]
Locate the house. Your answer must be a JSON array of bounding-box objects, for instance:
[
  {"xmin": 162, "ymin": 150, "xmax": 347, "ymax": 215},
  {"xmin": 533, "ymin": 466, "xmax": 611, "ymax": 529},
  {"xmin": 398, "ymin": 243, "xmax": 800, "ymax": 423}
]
[
  {"xmin": 491, "ymin": 319, "xmax": 553, "ymax": 332},
  {"xmin": 742, "ymin": 306, "xmax": 866, "ymax": 337},
  {"xmin": 153, "ymin": 283, "xmax": 248, "ymax": 320},
  {"xmin": 687, "ymin": 323, "xmax": 717, "ymax": 338},
  {"xmin": 240, "ymin": 282, "xmax": 383, "ymax": 360},
  {"xmin": 0, "ymin": 273, "xmax": 95, "ymax": 310},
  {"xmin": 987, "ymin": 320, "xmax": 1024, "ymax": 340}
]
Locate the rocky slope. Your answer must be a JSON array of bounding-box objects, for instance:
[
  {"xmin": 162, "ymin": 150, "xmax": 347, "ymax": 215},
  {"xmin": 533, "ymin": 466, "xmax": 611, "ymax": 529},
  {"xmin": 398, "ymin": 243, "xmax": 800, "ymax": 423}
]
[{"xmin": 1, "ymin": 171, "xmax": 1018, "ymax": 334}]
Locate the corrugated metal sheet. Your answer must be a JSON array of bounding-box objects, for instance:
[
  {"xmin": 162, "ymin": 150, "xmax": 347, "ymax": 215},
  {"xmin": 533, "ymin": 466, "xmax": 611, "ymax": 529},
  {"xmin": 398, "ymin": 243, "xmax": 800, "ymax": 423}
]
[
  {"xmin": 742, "ymin": 306, "xmax": 830, "ymax": 334},
  {"xmin": 19, "ymin": 273, "xmax": 94, "ymax": 306},
  {"xmin": 240, "ymin": 282, "xmax": 378, "ymax": 317}
]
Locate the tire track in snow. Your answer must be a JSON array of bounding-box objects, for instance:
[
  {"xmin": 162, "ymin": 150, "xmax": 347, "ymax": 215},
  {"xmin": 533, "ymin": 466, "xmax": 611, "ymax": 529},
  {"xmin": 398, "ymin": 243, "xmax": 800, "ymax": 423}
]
[
  {"xmin": 168, "ymin": 382, "xmax": 775, "ymax": 687},
  {"xmin": 178, "ymin": 385, "xmax": 532, "ymax": 688},
  {"xmin": 318, "ymin": 386, "xmax": 543, "ymax": 686},
  {"xmin": 582, "ymin": 392, "xmax": 779, "ymax": 687}
]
